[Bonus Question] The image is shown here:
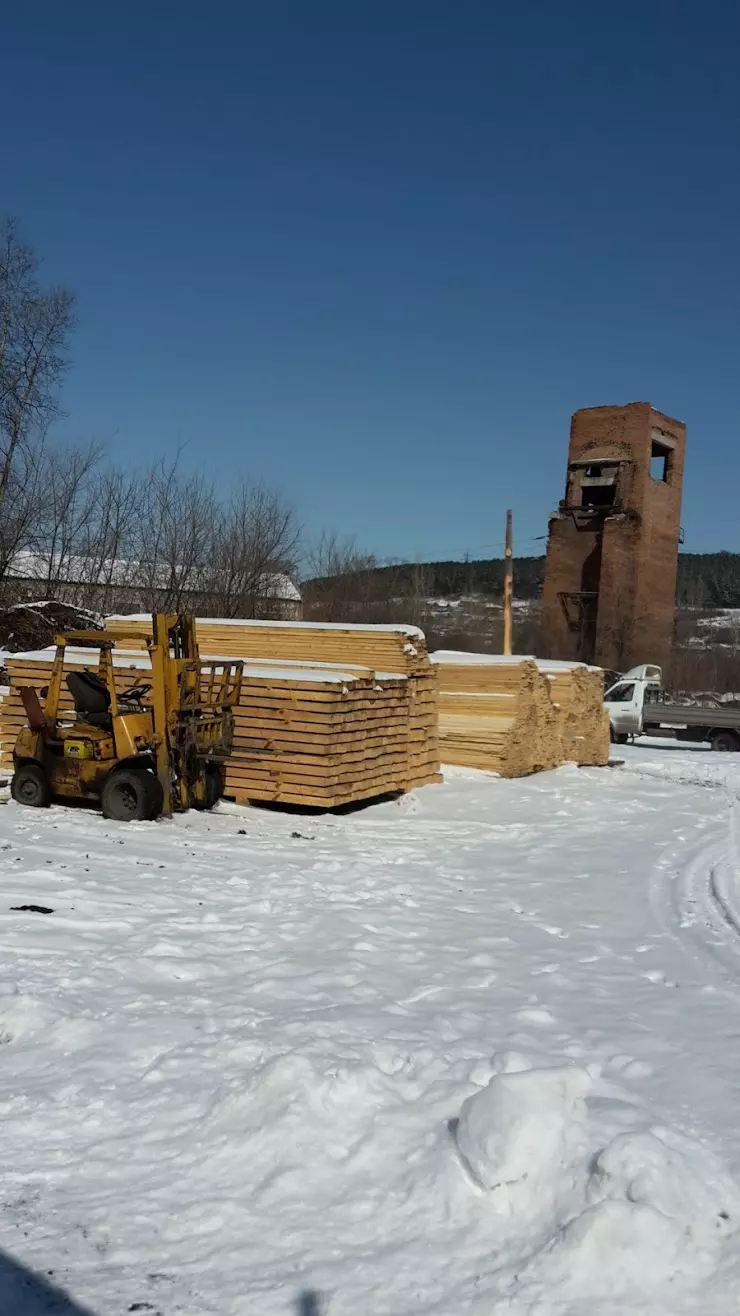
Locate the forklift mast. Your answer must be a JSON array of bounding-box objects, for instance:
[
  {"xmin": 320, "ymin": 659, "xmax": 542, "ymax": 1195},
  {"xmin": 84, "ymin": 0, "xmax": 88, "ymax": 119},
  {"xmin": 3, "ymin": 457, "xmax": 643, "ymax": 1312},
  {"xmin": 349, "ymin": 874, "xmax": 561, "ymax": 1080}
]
[{"xmin": 148, "ymin": 613, "xmax": 242, "ymax": 815}]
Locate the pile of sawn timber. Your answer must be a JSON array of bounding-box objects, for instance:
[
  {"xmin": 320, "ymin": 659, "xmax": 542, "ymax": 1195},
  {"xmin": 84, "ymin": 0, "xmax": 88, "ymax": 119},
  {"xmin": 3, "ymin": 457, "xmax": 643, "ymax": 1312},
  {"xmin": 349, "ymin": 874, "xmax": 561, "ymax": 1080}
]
[
  {"xmin": 1, "ymin": 619, "xmax": 441, "ymax": 808},
  {"xmin": 433, "ymin": 651, "xmax": 609, "ymax": 776},
  {"xmin": 104, "ymin": 616, "xmax": 440, "ymax": 804}
]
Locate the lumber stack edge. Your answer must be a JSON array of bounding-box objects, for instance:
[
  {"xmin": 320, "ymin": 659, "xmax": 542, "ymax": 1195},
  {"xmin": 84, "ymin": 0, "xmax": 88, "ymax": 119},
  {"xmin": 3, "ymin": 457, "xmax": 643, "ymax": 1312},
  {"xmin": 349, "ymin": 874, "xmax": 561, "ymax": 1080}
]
[{"xmin": 434, "ymin": 652, "xmax": 609, "ymax": 777}]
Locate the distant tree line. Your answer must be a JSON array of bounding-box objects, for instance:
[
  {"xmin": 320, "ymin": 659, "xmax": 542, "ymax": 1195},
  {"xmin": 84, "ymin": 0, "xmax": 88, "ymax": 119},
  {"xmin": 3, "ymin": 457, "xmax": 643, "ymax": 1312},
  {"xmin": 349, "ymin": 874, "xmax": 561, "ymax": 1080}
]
[
  {"xmin": 307, "ymin": 552, "xmax": 740, "ymax": 610},
  {"xmin": 675, "ymin": 553, "xmax": 740, "ymax": 609},
  {"xmin": 304, "ymin": 556, "xmax": 547, "ymax": 603}
]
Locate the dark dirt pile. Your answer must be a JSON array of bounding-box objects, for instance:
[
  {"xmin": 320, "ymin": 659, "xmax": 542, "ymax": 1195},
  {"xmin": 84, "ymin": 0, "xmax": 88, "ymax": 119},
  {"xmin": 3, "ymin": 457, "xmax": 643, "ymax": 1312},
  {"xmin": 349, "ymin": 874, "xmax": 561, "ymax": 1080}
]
[{"xmin": 0, "ymin": 601, "xmax": 103, "ymax": 655}]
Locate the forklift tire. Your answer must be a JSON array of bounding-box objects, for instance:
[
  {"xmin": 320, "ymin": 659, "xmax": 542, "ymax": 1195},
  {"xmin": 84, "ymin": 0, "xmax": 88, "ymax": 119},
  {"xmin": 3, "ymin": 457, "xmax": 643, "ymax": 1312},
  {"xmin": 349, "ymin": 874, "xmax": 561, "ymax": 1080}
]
[
  {"xmin": 11, "ymin": 763, "xmax": 51, "ymax": 808},
  {"xmin": 102, "ymin": 768, "xmax": 162, "ymax": 822}
]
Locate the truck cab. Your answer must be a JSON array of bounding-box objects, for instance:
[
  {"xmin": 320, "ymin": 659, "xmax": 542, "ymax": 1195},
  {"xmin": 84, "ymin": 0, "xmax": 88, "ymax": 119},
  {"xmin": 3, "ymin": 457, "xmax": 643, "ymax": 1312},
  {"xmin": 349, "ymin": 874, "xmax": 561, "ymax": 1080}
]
[{"xmin": 604, "ymin": 665, "xmax": 662, "ymax": 742}]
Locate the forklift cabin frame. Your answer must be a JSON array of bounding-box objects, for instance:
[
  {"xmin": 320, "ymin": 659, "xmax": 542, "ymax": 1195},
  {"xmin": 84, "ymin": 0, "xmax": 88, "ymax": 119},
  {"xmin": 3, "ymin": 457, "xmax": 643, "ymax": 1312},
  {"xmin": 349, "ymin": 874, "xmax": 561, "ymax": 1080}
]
[{"xmin": 18, "ymin": 615, "xmax": 242, "ymax": 818}]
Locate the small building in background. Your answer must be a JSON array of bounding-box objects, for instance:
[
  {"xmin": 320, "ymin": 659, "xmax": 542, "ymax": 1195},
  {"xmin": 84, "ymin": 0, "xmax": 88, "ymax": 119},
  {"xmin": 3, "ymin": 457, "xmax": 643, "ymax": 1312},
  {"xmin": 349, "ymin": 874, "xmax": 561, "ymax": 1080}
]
[{"xmin": 2, "ymin": 554, "xmax": 303, "ymax": 621}]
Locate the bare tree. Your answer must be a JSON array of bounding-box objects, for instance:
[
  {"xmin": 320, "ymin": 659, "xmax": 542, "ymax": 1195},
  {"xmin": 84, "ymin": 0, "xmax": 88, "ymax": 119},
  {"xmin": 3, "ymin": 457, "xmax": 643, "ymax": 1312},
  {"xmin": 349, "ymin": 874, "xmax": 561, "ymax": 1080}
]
[
  {"xmin": 0, "ymin": 217, "xmax": 76, "ymax": 577},
  {"xmin": 33, "ymin": 441, "xmax": 104, "ymax": 594},
  {"xmin": 0, "ymin": 436, "xmax": 47, "ymax": 583},
  {"xmin": 76, "ymin": 463, "xmax": 144, "ymax": 609},
  {"xmin": 206, "ymin": 483, "xmax": 300, "ymax": 618},
  {"xmin": 302, "ymin": 534, "xmax": 436, "ymax": 626},
  {"xmin": 132, "ymin": 454, "xmax": 218, "ymax": 611},
  {"xmin": 303, "ymin": 532, "xmax": 380, "ymax": 622},
  {"xmin": 403, "ymin": 561, "xmax": 432, "ymax": 630}
]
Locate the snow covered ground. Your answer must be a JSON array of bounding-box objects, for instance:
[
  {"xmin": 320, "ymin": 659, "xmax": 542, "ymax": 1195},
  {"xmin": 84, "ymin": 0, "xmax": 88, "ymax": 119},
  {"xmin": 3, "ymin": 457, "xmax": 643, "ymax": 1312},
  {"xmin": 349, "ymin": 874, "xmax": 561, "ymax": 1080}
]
[{"xmin": 3, "ymin": 743, "xmax": 740, "ymax": 1314}]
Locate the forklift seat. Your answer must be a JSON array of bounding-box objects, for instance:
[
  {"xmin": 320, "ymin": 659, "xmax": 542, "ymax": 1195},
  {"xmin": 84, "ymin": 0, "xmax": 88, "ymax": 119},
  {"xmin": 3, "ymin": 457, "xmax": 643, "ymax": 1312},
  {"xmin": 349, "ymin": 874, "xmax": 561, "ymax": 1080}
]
[{"xmin": 66, "ymin": 671, "xmax": 112, "ymax": 729}]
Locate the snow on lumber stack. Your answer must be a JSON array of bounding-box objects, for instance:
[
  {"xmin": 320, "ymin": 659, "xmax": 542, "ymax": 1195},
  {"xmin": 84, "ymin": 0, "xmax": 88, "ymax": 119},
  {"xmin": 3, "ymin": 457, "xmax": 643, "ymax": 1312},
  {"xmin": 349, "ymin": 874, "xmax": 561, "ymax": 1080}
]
[
  {"xmin": 0, "ymin": 645, "xmax": 441, "ymax": 809},
  {"xmin": 433, "ymin": 652, "xmax": 609, "ymax": 776}
]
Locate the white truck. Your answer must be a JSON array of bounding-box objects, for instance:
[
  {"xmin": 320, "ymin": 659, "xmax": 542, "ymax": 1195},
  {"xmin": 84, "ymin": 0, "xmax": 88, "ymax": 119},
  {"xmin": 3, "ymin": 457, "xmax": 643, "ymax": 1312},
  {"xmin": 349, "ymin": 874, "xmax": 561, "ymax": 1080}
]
[{"xmin": 604, "ymin": 665, "xmax": 740, "ymax": 752}]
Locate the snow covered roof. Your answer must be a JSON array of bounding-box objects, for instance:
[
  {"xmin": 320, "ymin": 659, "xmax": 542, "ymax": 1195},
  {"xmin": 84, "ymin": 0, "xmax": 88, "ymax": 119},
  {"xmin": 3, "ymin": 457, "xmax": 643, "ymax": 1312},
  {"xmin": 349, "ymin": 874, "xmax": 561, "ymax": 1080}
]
[
  {"xmin": 6, "ymin": 553, "xmax": 301, "ymax": 602},
  {"xmin": 8, "ymin": 553, "xmax": 132, "ymax": 586}
]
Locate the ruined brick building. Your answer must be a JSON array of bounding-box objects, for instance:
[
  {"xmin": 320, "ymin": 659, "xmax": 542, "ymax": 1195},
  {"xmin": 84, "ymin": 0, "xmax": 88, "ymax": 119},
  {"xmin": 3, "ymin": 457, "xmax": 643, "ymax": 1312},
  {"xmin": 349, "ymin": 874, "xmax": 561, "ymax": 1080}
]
[{"xmin": 541, "ymin": 402, "xmax": 686, "ymax": 672}]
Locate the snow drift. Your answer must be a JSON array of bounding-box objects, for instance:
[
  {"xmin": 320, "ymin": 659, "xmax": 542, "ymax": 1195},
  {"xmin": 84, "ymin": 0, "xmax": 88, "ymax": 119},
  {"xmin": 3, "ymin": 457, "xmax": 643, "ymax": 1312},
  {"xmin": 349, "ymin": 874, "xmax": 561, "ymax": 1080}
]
[{"xmin": 454, "ymin": 1058, "xmax": 740, "ymax": 1302}]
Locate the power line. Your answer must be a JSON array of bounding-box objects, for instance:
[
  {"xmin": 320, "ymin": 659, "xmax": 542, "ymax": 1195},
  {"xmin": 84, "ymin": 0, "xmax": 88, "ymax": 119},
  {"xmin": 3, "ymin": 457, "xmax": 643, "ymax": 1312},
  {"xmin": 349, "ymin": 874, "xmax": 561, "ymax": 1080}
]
[{"xmin": 375, "ymin": 534, "xmax": 550, "ymax": 564}]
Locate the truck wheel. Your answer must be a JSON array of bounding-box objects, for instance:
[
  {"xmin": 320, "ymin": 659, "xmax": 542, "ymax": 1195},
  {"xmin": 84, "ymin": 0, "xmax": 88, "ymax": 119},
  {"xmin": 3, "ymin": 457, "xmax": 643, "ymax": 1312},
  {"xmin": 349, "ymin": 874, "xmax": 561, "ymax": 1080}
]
[
  {"xmin": 102, "ymin": 768, "xmax": 162, "ymax": 821},
  {"xmin": 610, "ymin": 729, "xmax": 629, "ymax": 745},
  {"xmin": 11, "ymin": 763, "xmax": 51, "ymax": 808},
  {"xmin": 710, "ymin": 730, "xmax": 740, "ymax": 753}
]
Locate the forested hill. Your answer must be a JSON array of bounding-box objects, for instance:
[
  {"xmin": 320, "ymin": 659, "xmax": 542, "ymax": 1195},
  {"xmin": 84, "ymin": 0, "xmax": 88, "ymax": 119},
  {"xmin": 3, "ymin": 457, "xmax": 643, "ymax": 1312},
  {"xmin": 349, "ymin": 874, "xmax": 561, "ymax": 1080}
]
[{"xmin": 362, "ymin": 553, "xmax": 740, "ymax": 607}]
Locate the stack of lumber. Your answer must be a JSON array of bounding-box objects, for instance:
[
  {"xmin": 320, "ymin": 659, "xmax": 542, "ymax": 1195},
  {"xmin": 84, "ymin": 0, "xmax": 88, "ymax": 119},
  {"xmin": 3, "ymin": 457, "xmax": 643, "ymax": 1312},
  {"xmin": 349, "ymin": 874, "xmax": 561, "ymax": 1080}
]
[
  {"xmin": 104, "ymin": 615, "xmax": 441, "ymax": 796},
  {"xmin": 104, "ymin": 615, "xmax": 430, "ymax": 671},
  {"xmin": 227, "ymin": 663, "xmax": 436, "ymax": 806},
  {"xmin": 433, "ymin": 652, "xmax": 609, "ymax": 777},
  {"xmin": 0, "ymin": 641, "xmax": 441, "ymax": 808},
  {"xmin": 535, "ymin": 658, "xmax": 610, "ymax": 768},
  {"xmin": 434, "ymin": 654, "xmax": 561, "ymax": 776}
]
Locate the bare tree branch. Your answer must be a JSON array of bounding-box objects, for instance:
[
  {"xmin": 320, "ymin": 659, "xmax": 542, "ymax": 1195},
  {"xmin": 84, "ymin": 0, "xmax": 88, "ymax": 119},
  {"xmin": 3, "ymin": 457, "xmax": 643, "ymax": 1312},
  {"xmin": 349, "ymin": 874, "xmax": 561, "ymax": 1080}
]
[
  {"xmin": 0, "ymin": 217, "xmax": 76, "ymax": 530},
  {"xmin": 206, "ymin": 483, "xmax": 300, "ymax": 617}
]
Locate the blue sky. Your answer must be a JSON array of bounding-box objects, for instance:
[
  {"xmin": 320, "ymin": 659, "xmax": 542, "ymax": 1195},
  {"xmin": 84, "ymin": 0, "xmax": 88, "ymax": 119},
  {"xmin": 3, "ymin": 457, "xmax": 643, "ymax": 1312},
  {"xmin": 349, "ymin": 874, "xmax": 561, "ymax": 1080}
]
[{"xmin": 3, "ymin": 1, "xmax": 739, "ymax": 561}]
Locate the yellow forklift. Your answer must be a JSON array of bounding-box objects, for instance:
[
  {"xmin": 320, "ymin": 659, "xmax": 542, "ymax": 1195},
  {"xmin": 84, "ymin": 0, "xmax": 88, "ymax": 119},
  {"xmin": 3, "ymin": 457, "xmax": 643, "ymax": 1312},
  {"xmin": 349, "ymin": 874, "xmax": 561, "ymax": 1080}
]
[{"xmin": 11, "ymin": 614, "xmax": 243, "ymax": 821}]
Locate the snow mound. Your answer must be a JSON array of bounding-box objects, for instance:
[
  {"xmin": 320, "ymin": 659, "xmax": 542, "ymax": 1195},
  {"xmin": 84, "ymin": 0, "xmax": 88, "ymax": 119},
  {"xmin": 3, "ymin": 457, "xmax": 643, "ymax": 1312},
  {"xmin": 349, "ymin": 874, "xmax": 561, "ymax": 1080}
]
[
  {"xmin": 526, "ymin": 1125, "xmax": 740, "ymax": 1296},
  {"xmin": 455, "ymin": 1063, "xmax": 592, "ymax": 1209},
  {"xmin": 0, "ymin": 992, "xmax": 58, "ymax": 1043},
  {"xmin": 454, "ymin": 1061, "xmax": 740, "ymax": 1301}
]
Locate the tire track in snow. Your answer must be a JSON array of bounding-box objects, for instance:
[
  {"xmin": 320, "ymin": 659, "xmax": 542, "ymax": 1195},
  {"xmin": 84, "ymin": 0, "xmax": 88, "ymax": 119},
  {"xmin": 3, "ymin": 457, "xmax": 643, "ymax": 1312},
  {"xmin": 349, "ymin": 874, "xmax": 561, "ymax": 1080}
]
[
  {"xmin": 650, "ymin": 786, "xmax": 740, "ymax": 993},
  {"xmin": 708, "ymin": 802, "xmax": 740, "ymax": 945}
]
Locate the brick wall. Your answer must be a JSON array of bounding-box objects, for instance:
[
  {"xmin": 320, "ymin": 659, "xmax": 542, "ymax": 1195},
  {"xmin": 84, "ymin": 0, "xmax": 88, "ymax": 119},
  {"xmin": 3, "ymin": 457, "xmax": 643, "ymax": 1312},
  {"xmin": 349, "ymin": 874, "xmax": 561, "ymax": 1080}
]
[{"xmin": 542, "ymin": 402, "xmax": 686, "ymax": 671}]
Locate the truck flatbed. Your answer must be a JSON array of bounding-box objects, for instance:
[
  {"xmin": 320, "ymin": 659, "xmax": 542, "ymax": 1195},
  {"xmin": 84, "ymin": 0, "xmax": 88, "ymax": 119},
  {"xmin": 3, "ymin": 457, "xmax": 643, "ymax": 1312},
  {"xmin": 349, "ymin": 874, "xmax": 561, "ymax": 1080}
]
[{"xmin": 642, "ymin": 702, "xmax": 740, "ymax": 730}]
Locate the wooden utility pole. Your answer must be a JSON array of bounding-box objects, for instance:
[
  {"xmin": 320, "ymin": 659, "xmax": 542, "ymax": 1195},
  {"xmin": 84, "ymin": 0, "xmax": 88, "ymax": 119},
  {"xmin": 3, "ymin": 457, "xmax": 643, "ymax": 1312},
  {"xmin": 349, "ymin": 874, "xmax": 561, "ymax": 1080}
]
[{"xmin": 503, "ymin": 508, "xmax": 513, "ymax": 656}]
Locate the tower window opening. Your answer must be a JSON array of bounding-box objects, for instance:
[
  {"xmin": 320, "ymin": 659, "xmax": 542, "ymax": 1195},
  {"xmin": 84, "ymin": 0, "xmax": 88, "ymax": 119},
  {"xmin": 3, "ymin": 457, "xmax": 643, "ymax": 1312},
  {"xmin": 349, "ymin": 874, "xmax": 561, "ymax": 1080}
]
[
  {"xmin": 582, "ymin": 484, "xmax": 616, "ymax": 508},
  {"xmin": 578, "ymin": 461, "xmax": 619, "ymax": 509},
  {"xmin": 651, "ymin": 440, "xmax": 671, "ymax": 483}
]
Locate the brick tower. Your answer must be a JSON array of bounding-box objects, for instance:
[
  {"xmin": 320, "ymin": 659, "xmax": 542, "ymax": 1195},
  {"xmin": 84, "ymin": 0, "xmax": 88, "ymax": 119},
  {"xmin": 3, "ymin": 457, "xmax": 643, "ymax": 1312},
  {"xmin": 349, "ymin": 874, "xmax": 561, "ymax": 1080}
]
[{"xmin": 541, "ymin": 402, "xmax": 686, "ymax": 672}]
